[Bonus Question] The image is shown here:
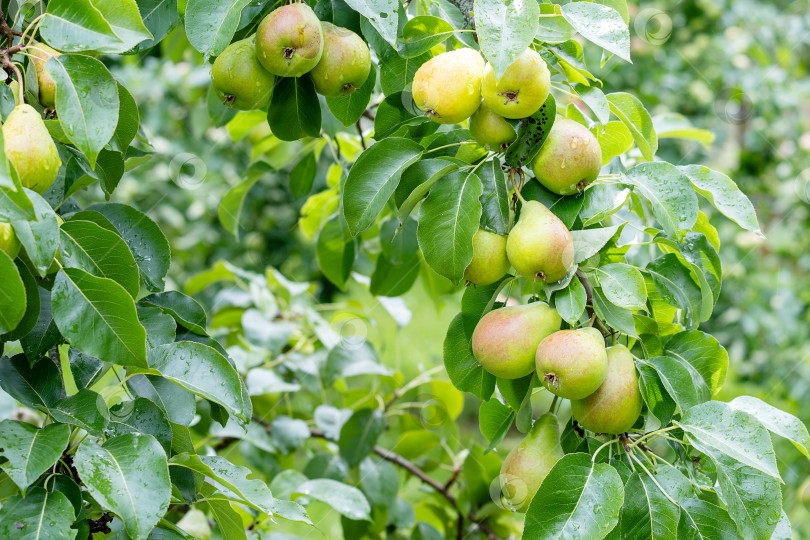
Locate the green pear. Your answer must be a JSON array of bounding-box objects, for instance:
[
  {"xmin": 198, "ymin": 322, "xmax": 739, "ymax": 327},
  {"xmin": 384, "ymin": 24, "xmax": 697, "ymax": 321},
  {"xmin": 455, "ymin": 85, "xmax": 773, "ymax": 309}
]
[
  {"xmin": 255, "ymin": 3, "xmax": 324, "ymax": 77},
  {"xmin": 481, "ymin": 48, "xmax": 550, "ymax": 119},
  {"xmin": 211, "ymin": 36, "xmax": 275, "ymax": 110},
  {"xmin": 309, "ymin": 23, "xmax": 370, "ymax": 97},
  {"xmin": 31, "ymin": 42, "xmax": 60, "ymax": 109},
  {"xmin": 472, "ymin": 302, "xmax": 561, "ymax": 379},
  {"xmin": 0, "ymin": 222, "xmax": 20, "ymax": 259},
  {"xmin": 571, "ymin": 345, "xmax": 643, "ymax": 434},
  {"xmin": 412, "ymin": 48, "xmax": 484, "ymax": 124},
  {"xmin": 469, "ymin": 103, "xmax": 516, "ymax": 151},
  {"xmin": 505, "ymin": 200, "xmax": 573, "ymax": 283},
  {"xmin": 536, "ymin": 327, "xmax": 608, "ymax": 399},
  {"xmin": 3, "ymin": 104, "xmax": 60, "ymax": 194},
  {"xmin": 532, "ymin": 118, "xmax": 602, "ymax": 195},
  {"xmin": 499, "ymin": 413, "xmax": 564, "ymax": 512},
  {"xmin": 464, "ymin": 229, "xmax": 511, "ymax": 286}
]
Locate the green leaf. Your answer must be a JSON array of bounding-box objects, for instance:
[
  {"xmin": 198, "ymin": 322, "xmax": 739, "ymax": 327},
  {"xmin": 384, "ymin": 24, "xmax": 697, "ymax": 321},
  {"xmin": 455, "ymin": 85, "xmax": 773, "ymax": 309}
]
[
  {"xmin": 374, "ymin": 92, "xmax": 434, "ymax": 139},
  {"xmin": 316, "ymin": 216, "xmax": 355, "ymax": 291},
  {"xmin": 294, "ymin": 479, "xmax": 371, "ymax": 520},
  {"xmin": 620, "ymin": 472, "xmax": 680, "ymax": 539},
  {"xmin": 49, "ymin": 389, "xmax": 109, "ymax": 435},
  {"xmin": 136, "ymin": 0, "xmax": 180, "ymax": 49},
  {"xmin": 504, "ymin": 95, "xmax": 556, "ymax": 168},
  {"xmin": 0, "ymin": 421, "xmax": 70, "ymax": 492},
  {"xmin": 127, "ymin": 374, "xmax": 196, "ymax": 427},
  {"xmin": 75, "ymin": 434, "xmax": 170, "ymax": 540},
  {"xmin": 417, "ymin": 170, "xmax": 483, "ymax": 284},
  {"xmin": 677, "ymin": 401, "xmax": 781, "ymax": 481},
  {"xmin": 343, "ymin": 138, "xmax": 424, "ymax": 236},
  {"xmin": 0, "ymin": 250, "xmax": 24, "ymax": 334},
  {"xmin": 10, "ymin": 190, "xmax": 59, "ymax": 277},
  {"xmin": 646, "ymin": 254, "xmax": 702, "ymax": 330},
  {"xmin": 474, "ymin": 0, "xmax": 540, "ymax": 79},
  {"xmin": 267, "ymin": 76, "xmax": 322, "ymax": 141},
  {"xmin": 443, "ymin": 314, "xmax": 495, "ymax": 401},
  {"xmin": 460, "ymin": 276, "xmax": 511, "ymax": 338},
  {"xmin": 664, "ymin": 331, "xmax": 728, "ymax": 397},
  {"xmin": 678, "ymin": 165, "xmax": 762, "ymax": 236},
  {"xmin": 106, "ymin": 397, "xmax": 173, "ymax": 454},
  {"xmin": 46, "ymin": 55, "xmax": 119, "ymax": 168},
  {"xmin": 728, "ymin": 396, "xmax": 810, "ymax": 459},
  {"xmin": 59, "ymin": 220, "xmax": 140, "ymax": 299},
  {"xmin": 580, "ymin": 182, "xmax": 629, "ymax": 226},
  {"xmin": 607, "ymin": 93, "xmax": 657, "ymax": 161},
  {"xmin": 576, "ymin": 85, "xmax": 610, "ymax": 125},
  {"xmin": 524, "ymin": 453, "xmax": 623, "ymax": 539},
  {"xmin": 636, "ymin": 362, "xmax": 675, "ymax": 427},
  {"xmin": 327, "ymin": 64, "xmax": 376, "ymax": 127},
  {"xmin": 561, "ymin": 2, "xmax": 630, "ymax": 62},
  {"xmin": 479, "ymin": 399, "xmax": 514, "ymax": 449},
  {"xmin": 270, "ymin": 416, "xmax": 311, "ymax": 454},
  {"xmin": 644, "ymin": 356, "xmax": 707, "ymax": 413},
  {"xmin": 40, "ymin": 0, "xmax": 123, "ymax": 52},
  {"xmin": 554, "ymin": 277, "xmax": 586, "ymax": 324},
  {"xmin": 397, "ymin": 16, "xmax": 454, "ymax": 57},
  {"xmin": 52, "ymin": 268, "xmax": 147, "ymax": 368},
  {"xmin": 345, "ymin": 0, "xmax": 399, "ymax": 46},
  {"xmin": 624, "ymin": 162, "xmax": 697, "ymax": 239},
  {"xmin": 379, "ymin": 49, "xmax": 430, "ymax": 96},
  {"xmin": 68, "ymin": 347, "xmax": 108, "ymax": 389},
  {"xmin": 359, "ymin": 458, "xmax": 398, "ymax": 506},
  {"xmin": 339, "ymin": 409, "xmax": 384, "ymax": 467},
  {"xmin": 218, "ymin": 171, "xmax": 262, "ymax": 238},
  {"xmin": 0, "ymin": 355, "xmax": 62, "ymax": 409},
  {"xmin": 571, "ymin": 224, "xmax": 623, "ymax": 264},
  {"xmin": 653, "ymin": 113, "xmax": 715, "ymax": 148},
  {"xmin": 592, "ymin": 287, "xmax": 637, "ymax": 337},
  {"xmin": 289, "ymin": 152, "xmax": 317, "ymax": 199},
  {"xmin": 184, "ymin": 0, "xmax": 251, "ymax": 56},
  {"xmin": 0, "ymin": 487, "xmax": 76, "ymax": 539},
  {"xmin": 2, "ymin": 261, "xmax": 39, "ymax": 341},
  {"xmin": 478, "ymin": 158, "xmax": 510, "ymax": 235},
  {"xmin": 592, "ymin": 121, "xmax": 634, "ymax": 164},
  {"xmin": 595, "ymin": 263, "xmax": 647, "ymax": 310},
  {"xmin": 394, "ymin": 158, "xmax": 460, "ymax": 224},
  {"xmin": 88, "ymin": 0, "xmax": 153, "ymax": 52},
  {"xmin": 139, "ymin": 291, "xmax": 208, "ymax": 336}
]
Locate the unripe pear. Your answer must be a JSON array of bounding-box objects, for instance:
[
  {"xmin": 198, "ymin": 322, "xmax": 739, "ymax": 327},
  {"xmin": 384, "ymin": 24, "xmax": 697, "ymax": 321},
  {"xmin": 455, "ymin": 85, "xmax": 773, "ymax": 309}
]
[
  {"xmin": 472, "ymin": 302, "xmax": 561, "ymax": 379},
  {"xmin": 211, "ymin": 36, "xmax": 275, "ymax": 110},
  {"xmin": 536, "ymin": 327, "xmax": 608, "ymax": 399},
  {"xmin": 412, "ymin": 48, "xmax": 484, "ymax": 124},
  {"xmin": 464, "ymin": 229, "xmax": 510, "ymax": 286},
  {"xmin": 505, "ymin": 200, "xmax": 573, "ymax": 283},
  {"xmin": 3, "ymin": 104, "xmax": 60, "ymax": 194},
  {"xmin": 0, "ymin": 222, "xmax": 20, "ymax": 259},
  {"xmin": 256, "ymin": 3, "xmax": 324, "ymax": 77},
  {"xmin": 532, "ymin": 118, "xmax": 602, "ymax": 195},
  {"xmin": 31, "ymin": 42, "xmax": 60, "ymax": 109},
  {"xmin": 571, "ymin": 345, "xmax": 642, "ymax": 434},
  {"xmin": 469, "ymin": 103, "xmax": 516, "ymax": 151},
  {"xmin": 481, "ymin": 48, "xmax": 551, "ymax": 119},
  {"xmin": 309, "ymin": 23, "xmax": 370, "ymax": 97},
  {"xmin": 499, "ymin": 413, "xmax": 564, "ymax": 512}
]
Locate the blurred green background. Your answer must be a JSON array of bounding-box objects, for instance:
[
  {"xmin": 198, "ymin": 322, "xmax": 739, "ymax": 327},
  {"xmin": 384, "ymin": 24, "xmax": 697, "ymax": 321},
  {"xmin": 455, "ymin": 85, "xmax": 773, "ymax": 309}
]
[{"xmin": 82, "ymin": 0, "xmax": 810, "ymax": 534}]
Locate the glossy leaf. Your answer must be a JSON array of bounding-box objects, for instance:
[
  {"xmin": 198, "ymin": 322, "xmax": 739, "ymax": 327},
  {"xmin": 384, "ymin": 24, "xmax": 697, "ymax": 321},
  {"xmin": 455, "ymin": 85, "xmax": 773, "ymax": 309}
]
[
  {"xmin": 664, "ymin": 331, "xmax": 728, "ymax": 396},
  {"xmin": 620, "ymin": 472, "xmax": 680, "ymax": 539},
  {"xmin": 0, "ymin": 487, "xmax": 75, "ymax": 539},
  {"xmin": 10, "ymin": 190, "xmax": 59, "ymax": 277},
  {"xmin": 327, "ymin": 64, "xmax": 376, "ymax": 127},
  {"xmin": 49, "ymin": 389, "xmax": 110, "ymax": 435},
  {"xmin": 185, "ymin": 0, "xmax": 252, "ymax": 56},
  {"xmin": 729, "ymin": 396, "xmax": 810, "ymax": 459},
  {"xmin": 478, "ymin": 158, "xmax": 510, "ymax": 235},
  {"xmin": 267, "ymin": 76, "xmax": 322, "ymax": 141},
  {"xmin": 344, "ymin": 0, "xmax": 399, "ymax": 46},
  {"xmin": 443, "ymin": 314, "xmax": 495, "ymax": 401},
  {"xmin": 607, "ymin": 93, "xmax": 657, "ymax": 161},
  {"xmin": 554, "ymin": 277, "xmax": 587, "ymax": 324},
  {"xmin": 40, "ymin": 0, "xmax": 122, "ymax": 52},
  {"xmin": 624, "ymin": 162, "xmax": 697, "ymax": 239},
  {"xmin": 339, "ymin": 408, "xmax": 384, "ymax": 467},
  {"xmin": 595, "ymin": 263, "xmax": 647, "ymax": 310},
  {"xmin": 0, "ymin": 250, "xmax": 24, "ymax": 334},
  {"xmin": 139, "ymin": 291, "xmax": 208, "ymax": 336},
  {"xmin": 0, "ymin": 421, "xmax": 70, "ymax": 492},
  {"xmin": 294, "ymin": 479, "xmax": 371, "ymax": 520},
  {"xmin": 316, "ymin": 215, "xmax": 355, "ymax": 291},
  {"xmin": 561, "ymin": 2, "xmax": 630, "ymax": 62},
  {"xmin": 474, "ymin": 0, "xmax": 540, "ymax": 79},
  {"xmin": 679, "ymin": 165, "xmax": 762, "ymax": 236},
  {"xmin": 397, "ymin": 16, "xmax": 455, "ymax": 57}
]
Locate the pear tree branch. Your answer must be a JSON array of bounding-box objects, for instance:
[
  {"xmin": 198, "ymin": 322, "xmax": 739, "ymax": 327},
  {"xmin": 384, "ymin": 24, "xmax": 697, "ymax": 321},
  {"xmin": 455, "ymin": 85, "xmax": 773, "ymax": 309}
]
[
  {"xmin": 446, "ymin": 0, "xmax": 476, "ymax": 33},
  {"xmin": 575, "ymin": 269, "xmax": 610, "ymax": 337}
]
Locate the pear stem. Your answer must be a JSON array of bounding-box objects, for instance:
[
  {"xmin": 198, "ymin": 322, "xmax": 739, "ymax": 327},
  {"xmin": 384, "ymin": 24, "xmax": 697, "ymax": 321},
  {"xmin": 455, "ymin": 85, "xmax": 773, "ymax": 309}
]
[{"xmin": 548, "ymin": 394, "xmax": 559, "ymax": 413}]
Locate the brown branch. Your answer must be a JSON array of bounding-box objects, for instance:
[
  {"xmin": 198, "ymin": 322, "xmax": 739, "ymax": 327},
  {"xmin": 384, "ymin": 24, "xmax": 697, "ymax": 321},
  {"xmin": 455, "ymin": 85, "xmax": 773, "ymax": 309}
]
[
  {"xmin": 576, "ymin": 269, "xmax": 610, "ymax": 337},
  {"xmin": 446, "ymin": 0, "xmax": 476, "ymax": 33}
]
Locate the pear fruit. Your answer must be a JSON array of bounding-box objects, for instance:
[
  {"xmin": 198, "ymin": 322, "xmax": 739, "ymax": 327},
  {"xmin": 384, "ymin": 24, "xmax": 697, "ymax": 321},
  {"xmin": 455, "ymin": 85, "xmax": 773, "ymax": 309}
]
[
  {"xmin": 464, "ymin": 229, "xmax": 511, "ymax": 286},
  {"xmin": 536, "ymin": 327, "xmax": 608, "ymax": 400},
  {"xmin": 211, "ymin": 36, "xmax": 275, "ymax": 110},
  {"xmin": 309, "ymin": 23, "xmax": 370, "ymax": 97},
  {"xmin": 31, "ymin": 42, "xmax": 60, "ymax": 109},
  {"xmin": 505, "ymin": 200, "xmax": 573, "ymax": 283},
  {"xmin": 532, "ymin": 118, "xmax": 602, "ymax": 195},
  {"xmin": 481, "ymin": 49, "xmax": 550, "ymax": 120},
  {"xmin": 499, "ymin": 413, "xmax": 564, "ymax": 512},
  {"xmin": 0, "ymin": 222, "xmax": 20, "ymax": 259},
  {"xmin": 3, "ymin": 104, "xmax": 60, "ymax": 194},
  {"xmin": 471, "ymin": 302, "xmax": 561, "ymax": 379},
  {"xmin": 412, "ymin": 48, "xmax": 484, "ymax": 124},
  {"xmin": 256, "ymin": 3, "xmax": 324, "ymax": 77},
  {"xmin": 469, "ymin": 103, "xmax": 516, "ymax": 151},
  {"xmin": 571, "ymin": 345, "xmax": 643, "ymax": 434}
]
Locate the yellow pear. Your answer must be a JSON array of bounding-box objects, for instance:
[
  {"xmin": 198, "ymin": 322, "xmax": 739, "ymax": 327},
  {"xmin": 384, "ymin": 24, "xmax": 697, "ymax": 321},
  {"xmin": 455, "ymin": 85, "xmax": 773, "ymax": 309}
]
[
  {"xmin": 536, "ymin": 327, "xmax": 608, "ymax": 399},
  {"xmin": 468, "ymin": 103, "xmax": 516, "ymax": 151},
  {"xmin": 464, "ymin": 229, "xmax": 511, "ymax": 286},
  {"xmin": 481, "ymin": 48, "xmax": 551, "ymax": 119},
  {"xmin": 505, "ymin": 200, "xmax": 573, "ymax": 283},
  {"xmin": 0, "ymin": 222, "xmax": 20, "ymax": 259},
  {"xmin": 532, "ymin": 118, "xmax": 602, "ymax": 195},
  {"xmin": 211, "ymin": 36, "xmax": 275, "ymax": 110},
  {"xmin": 31, "ymin": 42, "xmax": 60, "ymax": 109},
  {"xmin": 255, "ymin": 3, "xmax": 324, "ymax": 77},
  {"xmin": 412, "ymin": 48, "xmax": 484, "ymax": 124},
  {"xmin": 3, "ymin": 104, "xmax": 60, "ymax": 194}
]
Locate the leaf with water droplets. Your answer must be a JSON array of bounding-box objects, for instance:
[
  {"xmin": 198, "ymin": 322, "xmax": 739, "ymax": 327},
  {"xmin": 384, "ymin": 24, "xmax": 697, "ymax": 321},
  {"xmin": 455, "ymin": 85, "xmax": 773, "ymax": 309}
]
[
  {"xmin": 474, "ymin": 0, "xmax": 540, "ymax": 79},
  {"xmin": 0, "ymin": 421, "xmax": 70, "ymax": 492},
  {"xmin": 561, "ymin": 2, "xmax": 631, "ymax": 63},
  {"xmin": 0, "ymin": 487, "xmax": 76, "ymax": 539},
  {"xmin": 678, "ymin": 165, "xmax": 762, "ymax": 236},
  {"xmin": 728, "ymin": 396, "xmax": 810, "ymax": 459},
  {"xmin": 184, "ymin": 0, "xmax": 252, "ymax": 56}
]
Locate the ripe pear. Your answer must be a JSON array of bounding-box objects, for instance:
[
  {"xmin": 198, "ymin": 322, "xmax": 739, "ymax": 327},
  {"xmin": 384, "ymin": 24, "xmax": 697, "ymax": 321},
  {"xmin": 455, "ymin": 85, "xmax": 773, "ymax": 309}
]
[
  {"xmin": 469, "ymin": 103, "xmax": 516, "ymax": 151},
  {"xmin": 256, "ymin": 3, "xmax": 324, "ymax": 77},
  {"xmin": 31, "ymin": 42, "xmax": 60, "ymax": 109},
  {"xmin": 571, "ymin": 345, "xmax": 642, "ymax": 434},
  {"xmin": 0, "ymin": 222, "xmax": 20, "ymax": 259},
  {"xmin": 471, "ymin": 302, "xmax": 561, "ymax": 379},
  {"xmin": 464, "ymin": 229, "xmax": 511, "ymax": 286},
  {"xmin": 3, "ymin": 104, "xmax": 60, "ymax": 194},
  {"xmin": 412, "ymin": 48, "xmax": 484, "ymax": 124},
  {"xmin": 499, "ymin": 413, "xmax": 564, "ymax": 512},
  {"xmin": 481, "ymin": 48, "xmax": 551, "ymax": 119},
  {"xmin": 309, "ymin": 23, "xmax": 370, "ymax": 97},
  {"xmin": 532, "ymin": 118, "xmax": 602, "ymax": 195},
  {"xmin": 211, "ymin": 36, "xmax": 275, "ymax": 110},
  {"xmin": 505, "ymin": 200, "xmax": 573, "ymax": 283},
  {"xmin": 536, "ymin": 327, "xmax": 608, "ymax": 400}
]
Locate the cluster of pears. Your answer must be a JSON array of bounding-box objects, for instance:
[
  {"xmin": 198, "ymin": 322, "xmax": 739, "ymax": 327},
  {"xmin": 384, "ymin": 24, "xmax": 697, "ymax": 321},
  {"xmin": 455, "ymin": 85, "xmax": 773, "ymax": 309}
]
[
  {"xmin": 473, "ymin": 301, "xmax": 642, "ymax": 510},
  {"xmin": 210, "ymin": 3, "xmax": 371, "ymax": 110}
]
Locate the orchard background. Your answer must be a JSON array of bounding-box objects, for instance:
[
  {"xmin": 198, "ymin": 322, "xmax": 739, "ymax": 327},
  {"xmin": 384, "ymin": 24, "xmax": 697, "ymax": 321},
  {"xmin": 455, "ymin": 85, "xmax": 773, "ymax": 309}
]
[{"xmin": 0, "ymin": 0, "xmax": 809, "ymax": 539}]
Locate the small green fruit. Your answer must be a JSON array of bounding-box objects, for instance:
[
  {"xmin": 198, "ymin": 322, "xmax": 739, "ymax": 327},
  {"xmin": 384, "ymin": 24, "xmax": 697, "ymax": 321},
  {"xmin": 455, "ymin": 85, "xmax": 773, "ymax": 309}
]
[
  {"xmin": 31, "ymin": 42, "xmax": 60, "ymax": 109},
  {"xmin": 506, "ymin": 200, "xmax": 573, "ymax": 283},
  {"xmin": 481, "ymin": 48, "xmax": 550, "ymax": 119},
  {"xmin": 531, "ymin": 118, "xmax": 602, "ymax": 195},
  {"xmin": 469, "ymin": 103, "xmax": 516, "ymax": 151},
  {"xmin": 3, "ymin": 104, "xmax": 60, "ymax": 194},
  {"xmin": 499, "ymin": 413, "xmax": 564, "ymax": 512},
  {"xmin": 412, "ymin": 48, "xmax": 484, "ymax": 124},
  {"xmin": 309, "ymin": 23, "xmax": 370, "ymax": 97},
  {"xmin": 211, "ymin": 36, "xmax": 275, "ymax": 110},
  {"xmin": 0, "ymin": 222, "xmax": 20, "ymax": 259},
  {"xmin": 571, "ymin": 345, "xmax": 642, "ymax": 434},
  {"xmin": 256, "ymin": 3, "xmax": 324, "ymax": 77},
  {"xmin": 464, "ymin": 229, "xmax": 510, "ymax": 286},
  {"xmin": 536, "ymin": 327, "xmax": 608, "ymax": 399},
  {"xmin": 471, "ymin": 302, "xmax": 561, "ymax": 379}
]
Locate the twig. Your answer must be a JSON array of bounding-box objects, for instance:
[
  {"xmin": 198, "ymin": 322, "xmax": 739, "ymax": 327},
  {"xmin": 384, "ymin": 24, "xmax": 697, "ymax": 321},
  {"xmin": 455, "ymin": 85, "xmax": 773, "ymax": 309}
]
[
  {"xmin": 575, "ymin": 270, "xmax": 610, "ymax": 337},
  {"xmin": 356, "ymin": 120, "xmax": 366, "ymax": 150}
]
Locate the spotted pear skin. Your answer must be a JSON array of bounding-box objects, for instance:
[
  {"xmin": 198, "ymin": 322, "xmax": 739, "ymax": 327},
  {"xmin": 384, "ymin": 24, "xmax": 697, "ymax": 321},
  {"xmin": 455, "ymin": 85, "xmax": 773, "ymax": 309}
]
[{"xmin": 536, "ymin": 327, "xmax": 608, "ymax": 399}]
